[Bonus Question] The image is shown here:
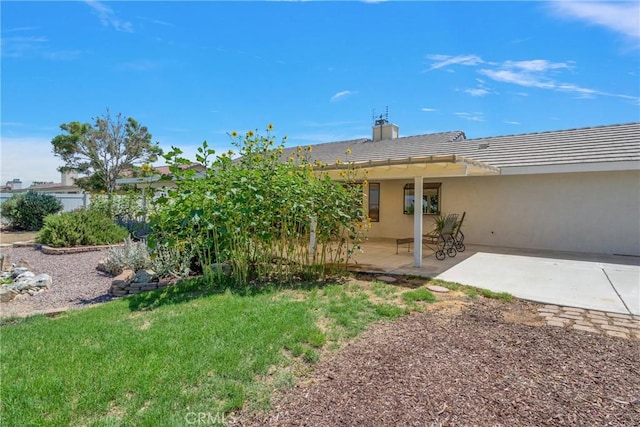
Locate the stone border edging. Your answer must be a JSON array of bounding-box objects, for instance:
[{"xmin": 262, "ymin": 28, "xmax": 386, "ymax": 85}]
[
  {"xmin": 40, "ymin": 243, "xmax": 123, "ymax": 255},
  {"xmin": 109, "ymin": 269, "xmax": 178, "ymax": 297},
  {"xmin": 10, "ymin": 241, "xmax": 39, "ymax": 248}
]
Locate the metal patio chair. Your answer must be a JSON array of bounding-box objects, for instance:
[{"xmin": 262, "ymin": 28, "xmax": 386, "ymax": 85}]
[
  {"xmin": 452, "ymin": 211, "xmax": 466, "ymax": 252},
  {"xmin": 424, "ymin": 213, "xmax": 459, "ymax": 260}
]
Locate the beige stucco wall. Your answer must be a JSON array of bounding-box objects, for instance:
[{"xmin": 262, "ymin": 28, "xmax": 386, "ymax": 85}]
[{"xmin": 366, "ymin": 170, "xmax": 640, "ymax": 256}]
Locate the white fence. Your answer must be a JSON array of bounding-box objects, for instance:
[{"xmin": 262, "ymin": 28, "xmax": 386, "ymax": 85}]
[{"xmin": 0, "ymin": 192, "xmax": 90, "ymax": 213}]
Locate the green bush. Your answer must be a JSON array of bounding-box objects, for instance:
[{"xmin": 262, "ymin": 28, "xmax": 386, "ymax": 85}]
[
  {"xmin": 0, "ymin": 190, "xmax": 63, "ymax": 231},
  {"xmin": 37, "ymin": 209, "xmax": 128, "ymax": 247},
  {"xmin": 149, "ymin": 125, "xmax": 368, "ymax": 286},
  {"xmin": 99, "ymin": 237, "xmax": 151, "ymax": 276}
]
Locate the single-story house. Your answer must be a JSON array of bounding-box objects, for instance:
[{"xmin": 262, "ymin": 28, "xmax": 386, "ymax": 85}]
[
  {"xmin": 280, "ymin": 120, "xmax": 640, "ymax": 264},
  {"xmin": 26, "ymin": 171, "xmax": 82, "ymax": 194},
  {"xmin": 117, "ymin": 121, "xmax": 639, "ymax": 264}
]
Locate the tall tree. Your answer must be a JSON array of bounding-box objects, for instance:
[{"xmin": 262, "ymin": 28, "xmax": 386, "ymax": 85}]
[{"xmin": 51, "ymin": 110, "xmax": 162, "ymax": 193}]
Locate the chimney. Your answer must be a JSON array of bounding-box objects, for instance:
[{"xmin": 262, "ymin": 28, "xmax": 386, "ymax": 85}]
[
  {"xmin": 372, "ymin": 118, "xmax": 399, "ymax": 141},
  {"xmin": 371, "ymin": 108, "xmax": 398, "ymax": 141},
  {"xmin": 61, "ymin": 171, "xmax": 77, "ymax": 187}
]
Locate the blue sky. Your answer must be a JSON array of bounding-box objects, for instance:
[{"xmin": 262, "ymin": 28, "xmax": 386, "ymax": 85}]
[{"xmin": 2, "ymin": 1, "xmax": 639, "ymax": 187}]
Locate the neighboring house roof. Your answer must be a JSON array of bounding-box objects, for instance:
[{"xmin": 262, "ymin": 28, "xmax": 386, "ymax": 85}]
[
  {"xmin": 151, "ymin": 163, "xmax": 205, "ymax": 176},
  {"xmin": 27, "ymin": 183, "xmax": 82, "ymax": 193},
  {"xmin": 286, "ymin": 122, "xmax": 639, "ymax": 175}
]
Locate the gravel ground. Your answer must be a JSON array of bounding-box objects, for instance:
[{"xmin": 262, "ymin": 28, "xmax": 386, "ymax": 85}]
[
  {"xmin": 233, "ymin": 299, "xmax": 640, "ymax": 427},
  {"xmin": 0, "ymin": 246, "xmax": 113, "ymax": 317}
]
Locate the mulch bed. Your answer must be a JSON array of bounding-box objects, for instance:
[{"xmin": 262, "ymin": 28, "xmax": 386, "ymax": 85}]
[{"xmin": 232, "ymin": 298, "xmax": 640, "ymax": 426}]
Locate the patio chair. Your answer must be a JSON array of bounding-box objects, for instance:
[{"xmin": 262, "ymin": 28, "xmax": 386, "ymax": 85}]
[
  {"xmin": 423, "ymin": 213, "xmax": 459, "ymax": 260},
  {"xmin": 453, "ymin": 211, "xmax": 466, "ymax": 252}
]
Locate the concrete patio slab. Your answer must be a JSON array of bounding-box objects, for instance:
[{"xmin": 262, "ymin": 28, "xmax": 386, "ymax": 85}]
[
  {"xmin": 603, "ymin": 267, "xmax": 640, "ymax": 315},
  {"xmin": 435, "ymin": 253, "xmax": 639, "ymax": 315},
  {"xmin": 351, "ymin": 240, "xmax": 640, "ymax": 315}
]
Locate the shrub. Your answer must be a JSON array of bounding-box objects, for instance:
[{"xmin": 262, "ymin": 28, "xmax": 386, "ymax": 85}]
[
  {"xmin": 100, "ymin": 237, "xmax": 150, "ymax": 276},
  {"xmin": 99, "ymin": 238, "xmax": 192, "ymax": 278},
  {"xmin": 90, "ymin": 193, "xmax": 145, "ymax": 221},
  {"xmin": 149, "ymin": 244, "xmax": 192, "ymax": 279},
  {"xmin": 149, "ymin": 125, "xmax": 368, "ymax": 287},
  {"xmin": 37, "ymin": 209, "xmax": 129, "ymax": 247},
  {"xmin": 0, "ymin": 190, "xmax": 63, "ymax": 231}
]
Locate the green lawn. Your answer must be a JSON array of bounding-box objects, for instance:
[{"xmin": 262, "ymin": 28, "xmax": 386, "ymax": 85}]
[{"xmin": 0, "ymin": 278, "xmax": 420, "ymax": 426}]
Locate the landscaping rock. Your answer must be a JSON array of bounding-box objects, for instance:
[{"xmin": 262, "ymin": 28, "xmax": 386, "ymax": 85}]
[
  {"xmin": 376, "ymin": 275, "xmax": 398, "ymax": 284},
  {"xmin": 0, "ymin": 287, "xmax": 17, "ymax": 303},
  {"xmin": 114, "ymin": 269, "xmax": 135, "ymax": 283},
  {"xmin": 0, "ymin": 256, "xmax": 53, "ymax": 302},
  {"xmin": 133, "ymin": 269, "xmax": 159, "ymax": 283},
  {"xmin": 427, "ymin": 285, "xmax": 450, "ymax": 293},
  {"xmin": 11, "ymin": 267, "xmax": 29, "ymax": 278}
]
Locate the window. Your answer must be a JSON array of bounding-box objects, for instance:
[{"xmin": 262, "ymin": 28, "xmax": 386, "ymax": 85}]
[
  {"xmin": 368, "ymin": 182, "xmax": 380, "ymax": 222},
  {"xmin": 403, "ymin": 183, "xmax": 441, "ymax": 215}
]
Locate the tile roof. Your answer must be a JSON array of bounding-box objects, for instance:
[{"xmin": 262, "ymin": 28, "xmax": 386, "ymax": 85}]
[
  {"xmin": 445, "ymin": 122, "xmax": 640, "ymax": 168},
  {"xmin": 284, "ymin": 123, "xmax": 639, "ymax": 170},
  {"xmin": 281, "ymin": 131, "xmax": 466, "ymax": 164}
]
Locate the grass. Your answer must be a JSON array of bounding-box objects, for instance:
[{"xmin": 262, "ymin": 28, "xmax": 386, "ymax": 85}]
[
  {"xmin": 0, "ymin": 277, "xmax": 427, "ymax": 426},
  {"xmin": 427, "ymin": 279, "xmax": 513, "ymax": 302}
]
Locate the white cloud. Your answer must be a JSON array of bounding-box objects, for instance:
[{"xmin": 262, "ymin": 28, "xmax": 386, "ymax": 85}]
[
  {"xmin": 330, "ymin": 90, "xmax": 355, "ymax": 102},
  {"xmin": 84, "ymin": 0, "xmax": 134, "ymax": 33},
  {"xmin": 479, "ymin": 69, "xmax": 554, "ymax": 89},
  {"xmin": 505, "ymin": 121, "xmax": 521, "ymax": 125},
  {"xmin": 1, "ymin": 35, "xmax": 48, "ymax": 58},
  {"xmin": 423, "ymin": 54, "xmax": 483, "ymax": 72},
  {"xmin": 427, "ymin": 52, "xmax": 638, "ymax": 102},
  {"xmin": 136, "ymin": 16, "xmax": 174, "ymax": 27},
  {"xmin": 454, "ymin": 112, "xmax": 485, "ymax": 122},
  {"xmin": 465, "ymin": 88, "xmax": 490, "ymax": 97},
  {"xmin": 0, "ymin": 136, "xmax": 64, "ymax": 187},
  {"xmin": 549, "ymin": 1, "xmax": 640, "ymax": 42},
  {"xmin": 503, "ymin": 59, "xmax": 572, "ymax": 72},
  {"xmin": 420, "ymin": 108, "xmax": 437, "ymax": 112}
]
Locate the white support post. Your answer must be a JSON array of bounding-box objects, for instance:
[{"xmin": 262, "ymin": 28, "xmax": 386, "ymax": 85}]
[
  {"xmin": 413, "ymin": 176, "xmax": 423, "ymax": 267},
  {"xmin": 309, "ymin": 215, "xmax": 317, "ymax": 259}
]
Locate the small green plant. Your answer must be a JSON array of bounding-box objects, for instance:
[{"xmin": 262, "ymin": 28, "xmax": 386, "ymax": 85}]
[
  {"xmin": 371, "ymin": 281, "xmax": 399, "ymax": 298},
  {"xmin": 479, "ymin": 288, "xmax": 513, "ymax": 301},
  {"xmin": 426, "ymin": 279, "xmax": 513, "ymax": 302},
  {"xmin": 37, "ymin": 209, "xmax": 128, "ymax": 247},
  {"xmin": 0, "ymin": 190, "xmax": 63, "ymax": 231},
  {"xmin": 100, "ymin": 237, "xmax": 151, "ymax": 276},
  {"xmin": 402, "ymin": 288, "xmax": 436, "ymax": 303},
  {"xmin": 149, "ymin": 244, "xmax": 192, "ymax": 279}
]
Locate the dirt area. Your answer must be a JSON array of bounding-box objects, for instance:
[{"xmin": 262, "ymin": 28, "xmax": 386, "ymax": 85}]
[
  {"xmin": 0, "ymin": 230, "xmax": 38, "ymax": 245},
  {"xmin": 232, "ymin": 277, "xmax": 640, "ymax": 427}
]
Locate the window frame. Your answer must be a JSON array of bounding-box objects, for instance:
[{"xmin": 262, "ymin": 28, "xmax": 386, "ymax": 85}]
[
  {"xmin": 403, "ymin": 182, "xmax": 441, "ymax": 216},
  {"xmin": 368, "ymin": 182, "xmax": 380, "ymax": 222}
]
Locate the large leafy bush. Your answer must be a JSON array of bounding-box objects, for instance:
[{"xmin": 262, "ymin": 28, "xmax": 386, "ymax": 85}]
[
  {"xmin": 37, "ymin": 209, "xmax": 128, "ymax": 247},
  {"xmin": 89, "ymin": 192, "xmax": 149, "ymax": 237},
  {"xmin": 149, "ymin": 125, "xmax": 368, "ymax": 286},
  {"xmin": 0, "ymin": 190, "xmax": 63, "ymax": 231}
]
